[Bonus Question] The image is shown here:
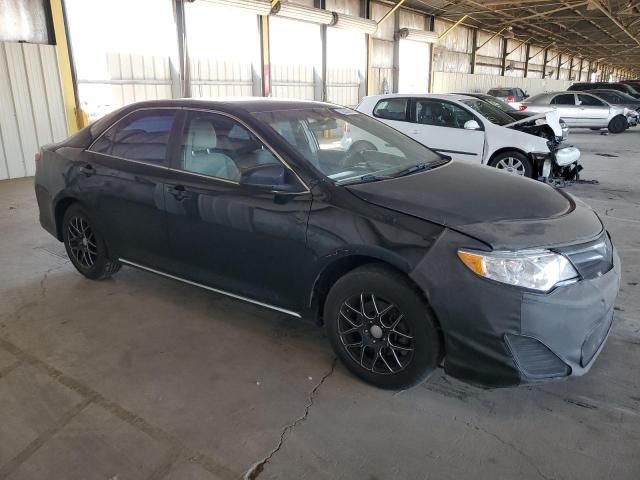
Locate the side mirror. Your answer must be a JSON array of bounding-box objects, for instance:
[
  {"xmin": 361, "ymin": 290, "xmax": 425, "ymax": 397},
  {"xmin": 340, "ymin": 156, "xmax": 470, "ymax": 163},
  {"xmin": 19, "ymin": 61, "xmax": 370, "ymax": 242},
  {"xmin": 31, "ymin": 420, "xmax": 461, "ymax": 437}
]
[
  {"xmin": 240, "ymin": 163, "xmax": 299, "ymax": 192},
  {"xmin": 464, "ymin": 120, "xmax": 481, "ymax": 130}
]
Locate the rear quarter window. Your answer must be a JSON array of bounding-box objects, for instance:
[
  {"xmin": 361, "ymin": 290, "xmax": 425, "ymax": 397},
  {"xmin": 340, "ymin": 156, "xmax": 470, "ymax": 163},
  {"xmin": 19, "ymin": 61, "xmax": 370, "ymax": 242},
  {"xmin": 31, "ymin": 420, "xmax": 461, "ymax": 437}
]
[
  {"xmin": 89, "ymin": 110, "xmax": 176, "ymax": 164},
  {"xmin": 373, "ymin": 98, "xmax": 409, "ymax": 121}
]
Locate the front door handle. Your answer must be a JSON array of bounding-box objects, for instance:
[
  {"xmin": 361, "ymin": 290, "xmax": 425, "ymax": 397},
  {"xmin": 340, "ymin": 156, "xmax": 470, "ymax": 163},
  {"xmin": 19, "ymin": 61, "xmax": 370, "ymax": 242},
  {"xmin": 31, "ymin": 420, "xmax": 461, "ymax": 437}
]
[
  {"xmin": 79, "ymin": 164, "xmax": 94, "ymax": 176},
  {"xmin": 168, "ymin": 185, "xmax": 192, "ymax": 201}
]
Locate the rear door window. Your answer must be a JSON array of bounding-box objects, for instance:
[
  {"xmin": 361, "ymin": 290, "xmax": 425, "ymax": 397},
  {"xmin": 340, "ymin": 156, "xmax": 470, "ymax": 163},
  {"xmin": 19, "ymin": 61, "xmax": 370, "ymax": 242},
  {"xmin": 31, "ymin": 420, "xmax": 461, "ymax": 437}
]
[
  {"xmin": 551, "ymin": 94, "xmax": 576, "ymax": 105},
  {"xmin": 578, "ymin": 94, "xmax": 605, "ymax": 107},
  {"xmin": 373, "ymin": 98, "xmax": 409, "ymax": 121},
  {"xmin": 90, "ymin": 110, "xmax": 176, "ymax": 164}
]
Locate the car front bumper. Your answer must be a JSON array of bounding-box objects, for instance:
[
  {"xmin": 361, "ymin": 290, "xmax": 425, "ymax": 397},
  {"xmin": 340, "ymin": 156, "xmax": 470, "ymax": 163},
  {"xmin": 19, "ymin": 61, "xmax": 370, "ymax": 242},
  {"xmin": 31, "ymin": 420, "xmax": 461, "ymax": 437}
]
[{"xmin": 411, "ymin": 229, "xmax": 621, "ymax": 387}]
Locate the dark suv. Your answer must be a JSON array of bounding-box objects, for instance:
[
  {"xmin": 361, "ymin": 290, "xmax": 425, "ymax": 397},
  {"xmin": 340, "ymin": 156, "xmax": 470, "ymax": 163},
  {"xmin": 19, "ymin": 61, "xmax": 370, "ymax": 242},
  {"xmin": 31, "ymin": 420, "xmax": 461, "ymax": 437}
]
[{"xmin": 569, "ymin": 82, "xmax": 640, "ymax": 99}]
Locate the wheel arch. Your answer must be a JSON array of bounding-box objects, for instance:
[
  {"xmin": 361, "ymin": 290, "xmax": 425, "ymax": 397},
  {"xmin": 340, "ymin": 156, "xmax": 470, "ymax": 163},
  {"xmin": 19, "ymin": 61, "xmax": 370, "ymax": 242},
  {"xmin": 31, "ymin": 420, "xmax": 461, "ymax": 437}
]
[
  {"xmin": 53, "ymin": 196, "xmax": 82, "ymax": 241},
  {"xmin": 307, "ymin": 250, "xmax": 438, "ymax": 329}
]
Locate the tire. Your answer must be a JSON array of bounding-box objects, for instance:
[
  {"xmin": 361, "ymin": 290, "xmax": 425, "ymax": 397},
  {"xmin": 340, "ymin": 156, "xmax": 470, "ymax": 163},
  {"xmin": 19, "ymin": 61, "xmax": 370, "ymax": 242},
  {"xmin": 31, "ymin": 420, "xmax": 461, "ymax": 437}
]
[
  {"xmin": 608, "ymin": 115, "xmax": 627, "ymax": 134},
  {"xmin": 488, "ymin": 151, "xmax": 533, "ymax": 178},
  {"xmin": 324, "ymin": 264, "xmax": 442, "ymax": 390},
  {"xmin": 62, "ymin": 204, "xmax": 121, "ymax": 280}
]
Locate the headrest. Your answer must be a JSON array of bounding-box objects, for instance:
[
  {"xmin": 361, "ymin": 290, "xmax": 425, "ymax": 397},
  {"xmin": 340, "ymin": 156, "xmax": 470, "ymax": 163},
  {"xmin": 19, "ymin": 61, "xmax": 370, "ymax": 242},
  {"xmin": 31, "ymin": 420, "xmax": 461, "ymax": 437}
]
[{"xmin": 189, "ymin": 119, "xmax": 217, "ymax": 150}]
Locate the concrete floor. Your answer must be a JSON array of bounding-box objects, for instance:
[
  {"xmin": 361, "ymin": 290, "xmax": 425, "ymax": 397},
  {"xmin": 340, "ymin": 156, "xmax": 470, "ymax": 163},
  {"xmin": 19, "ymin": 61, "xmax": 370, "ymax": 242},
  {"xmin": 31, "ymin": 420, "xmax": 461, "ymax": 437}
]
[{"xmin": 1, "ymin": 129, "xmax": 639, "ymax": 480}]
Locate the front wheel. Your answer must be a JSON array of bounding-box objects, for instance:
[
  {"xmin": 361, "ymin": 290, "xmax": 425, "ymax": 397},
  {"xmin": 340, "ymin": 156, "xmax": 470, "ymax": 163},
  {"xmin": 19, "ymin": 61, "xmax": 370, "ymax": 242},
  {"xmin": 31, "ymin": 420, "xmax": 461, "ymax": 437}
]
[
  {"xmin": 608, "ymin": 115, "xmax": 627, "ymax": 134},
  {"xmin": 62, "ymin": 204, "xmax": 121, "ymax": 280},
  {"xmin": 488, "ymin": 151, "xmax": 533, "ymax": 178},
  {"xmin": 324, "ymin": 265, "xmax": 442, "ymax": 389}
]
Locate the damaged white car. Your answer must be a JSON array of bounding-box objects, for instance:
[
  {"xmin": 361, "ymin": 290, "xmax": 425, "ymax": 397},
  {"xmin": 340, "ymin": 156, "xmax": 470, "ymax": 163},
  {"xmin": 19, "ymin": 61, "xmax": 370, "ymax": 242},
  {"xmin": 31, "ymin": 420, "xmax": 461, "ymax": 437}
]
[{"xmin": 354, "ymin": 94, "xmax": 581, "ymax": 182}]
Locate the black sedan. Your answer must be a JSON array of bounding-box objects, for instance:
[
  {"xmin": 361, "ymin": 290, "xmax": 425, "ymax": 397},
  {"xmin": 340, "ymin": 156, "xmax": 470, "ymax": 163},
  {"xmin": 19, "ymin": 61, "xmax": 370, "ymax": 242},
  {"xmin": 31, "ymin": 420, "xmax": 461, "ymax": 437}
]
[{"xmin": 35, "ymin": 99, "xmax": 620, "ymax": 389}]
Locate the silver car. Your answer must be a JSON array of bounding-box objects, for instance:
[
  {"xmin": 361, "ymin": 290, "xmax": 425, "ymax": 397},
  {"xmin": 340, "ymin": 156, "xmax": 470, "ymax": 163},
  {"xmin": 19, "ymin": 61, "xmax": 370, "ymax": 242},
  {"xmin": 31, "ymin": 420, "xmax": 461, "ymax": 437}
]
[
  {"xmin": 521, "ymin": 91, "xmax": 631, "ymax": 134},
  {"xmin": 586, "ymin": 89, "xmax": 640, "ymax": 127}
]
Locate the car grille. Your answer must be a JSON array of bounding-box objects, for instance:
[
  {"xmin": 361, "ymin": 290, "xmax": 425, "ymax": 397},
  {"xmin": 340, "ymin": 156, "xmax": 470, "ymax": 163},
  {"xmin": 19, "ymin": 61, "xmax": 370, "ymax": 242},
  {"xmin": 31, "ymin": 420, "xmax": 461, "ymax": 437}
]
[{"xmin": 556, "ymin": 233, "xmax": 614, "ymax": 280}]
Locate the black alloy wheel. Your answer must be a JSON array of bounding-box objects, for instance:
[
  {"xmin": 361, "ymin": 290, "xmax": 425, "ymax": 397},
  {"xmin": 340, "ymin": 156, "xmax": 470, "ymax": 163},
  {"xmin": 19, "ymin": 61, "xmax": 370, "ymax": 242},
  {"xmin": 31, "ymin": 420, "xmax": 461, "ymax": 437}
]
[
  {"xmin": 66, "ymin": 215, "xmax": 98, "ymax": 269},
  {"xmin": 338, "ymin": 292, "xmax": 414, "ymax": 375},
  {"xmin": 62, "ymin": 204, "xmax": 121, "ymax": 279},
  {"xmin": 325, "ymin": 265, "xmax": 442, "ymax": 389}
]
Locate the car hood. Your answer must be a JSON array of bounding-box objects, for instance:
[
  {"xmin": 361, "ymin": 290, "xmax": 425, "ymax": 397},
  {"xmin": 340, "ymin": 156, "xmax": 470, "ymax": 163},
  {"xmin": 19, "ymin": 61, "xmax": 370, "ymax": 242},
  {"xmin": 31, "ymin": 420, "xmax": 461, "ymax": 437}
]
[
  {"xmin": 505, "ymin": 110, "xmax": 563, "ymax": 137},
  {"xmin": 347, "ymin": 161, "xmax": 603, "ymax": 250}
]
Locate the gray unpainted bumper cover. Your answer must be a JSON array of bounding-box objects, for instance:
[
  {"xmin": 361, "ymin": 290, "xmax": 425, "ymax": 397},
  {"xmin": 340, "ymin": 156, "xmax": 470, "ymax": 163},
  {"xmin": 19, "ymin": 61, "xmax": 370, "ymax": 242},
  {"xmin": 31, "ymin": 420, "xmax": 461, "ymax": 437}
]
[{"xmin": 410, "ymin": 229, "xmax": 621, "ymax": 387}]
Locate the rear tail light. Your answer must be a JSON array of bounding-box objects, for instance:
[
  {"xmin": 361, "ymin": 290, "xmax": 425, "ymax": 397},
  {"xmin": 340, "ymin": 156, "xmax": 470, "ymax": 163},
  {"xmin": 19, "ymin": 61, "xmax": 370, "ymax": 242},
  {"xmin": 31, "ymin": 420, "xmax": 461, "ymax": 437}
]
[
  {"xmin": 519, "ymin": 105, "xmax": 528, "ymax": 111},
  {"xmin": 35, "ymin": 152, "xmax": 41, "ymax": 171},
  {"xmin": 506, "ymin": 95, "xmax": 515, "ymax": 102}
]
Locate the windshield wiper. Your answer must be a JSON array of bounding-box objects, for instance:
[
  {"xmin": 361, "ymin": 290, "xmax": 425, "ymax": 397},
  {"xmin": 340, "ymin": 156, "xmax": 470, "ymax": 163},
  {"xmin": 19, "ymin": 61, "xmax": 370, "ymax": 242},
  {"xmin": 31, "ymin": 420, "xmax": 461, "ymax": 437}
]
[
  {"xmin": 393, "ymin": 159, "xmax": 449, "ymax": 177},
  {"xmin": 338, "ymin": 173, "xmax": 392, "ymax": 185}
]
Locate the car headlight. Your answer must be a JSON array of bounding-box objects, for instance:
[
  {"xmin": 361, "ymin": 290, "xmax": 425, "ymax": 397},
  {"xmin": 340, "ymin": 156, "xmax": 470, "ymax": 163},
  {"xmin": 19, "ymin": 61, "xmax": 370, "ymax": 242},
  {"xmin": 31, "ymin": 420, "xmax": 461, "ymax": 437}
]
[{"xmin": 457, "ymin": 249, "xmax": 578, "ymax": 292}]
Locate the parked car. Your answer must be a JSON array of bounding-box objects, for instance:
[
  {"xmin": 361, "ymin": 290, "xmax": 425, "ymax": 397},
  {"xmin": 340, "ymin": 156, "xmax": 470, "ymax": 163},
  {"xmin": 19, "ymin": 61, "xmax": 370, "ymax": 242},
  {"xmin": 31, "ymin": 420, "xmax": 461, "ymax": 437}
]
[
  {"xmin": 454, "ymin": 92, "xmax": 569, "ymax": 140},
  {"xmin": 35, "ymin": 98, "xmax": 620, "ymax": 389},
  {"xmin": 521, "ymin": 91, "xmax": 633, "ymax": 133},
  {"xmin": 568, "ymin": 82, "xmax": 640, "ymax": 99},
  {"xmin": 586, "ymin": 89, "xmax": 640, "ymax": 127},
  {"xmin": 356, "ymin": 94, "xmax": 580, "ymax": 180},
  {"xmin": 487, "ymin": 87, "xmax": 529, "ymax": 108}
]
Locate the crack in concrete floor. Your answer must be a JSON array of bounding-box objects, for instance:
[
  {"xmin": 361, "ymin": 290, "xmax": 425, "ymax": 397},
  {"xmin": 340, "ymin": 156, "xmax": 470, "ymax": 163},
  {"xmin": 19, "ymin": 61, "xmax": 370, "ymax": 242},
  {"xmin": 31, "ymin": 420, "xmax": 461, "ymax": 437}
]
[{"xmin": 243, "ymin": 358, "xmax": 337, "ymax": 480}]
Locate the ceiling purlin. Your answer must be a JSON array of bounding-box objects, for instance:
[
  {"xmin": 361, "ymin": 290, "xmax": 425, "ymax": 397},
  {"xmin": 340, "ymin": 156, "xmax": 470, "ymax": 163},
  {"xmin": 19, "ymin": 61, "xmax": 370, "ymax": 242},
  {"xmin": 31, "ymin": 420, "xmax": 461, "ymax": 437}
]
[
  {"xmin": 407, "ymin": 0, "xmax": 638, "ymax": 72},
  {"xmin": 432, "ymin": 0, "xmax": 640, "ymax": 71}
]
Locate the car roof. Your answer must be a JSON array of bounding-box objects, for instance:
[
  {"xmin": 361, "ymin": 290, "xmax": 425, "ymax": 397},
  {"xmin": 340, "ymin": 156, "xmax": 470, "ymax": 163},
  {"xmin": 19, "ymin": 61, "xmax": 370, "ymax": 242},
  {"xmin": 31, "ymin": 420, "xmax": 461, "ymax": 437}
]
[
  {"xmin": 112, "ymin": 97, "xmax": 337, "ymax": 114},
  {"xmin": 452, "ymin": 92, "xmax": 491, "ymax": 98},
  {"xmin": 363, "ymin": 93, "xmax": 475, "ymax": 102}
]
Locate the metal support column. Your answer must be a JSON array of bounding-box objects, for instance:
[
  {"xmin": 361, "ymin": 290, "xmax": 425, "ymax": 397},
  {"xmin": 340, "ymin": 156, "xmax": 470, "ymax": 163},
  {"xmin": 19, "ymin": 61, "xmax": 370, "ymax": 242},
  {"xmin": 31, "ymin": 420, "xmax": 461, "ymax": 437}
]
[
  {"xmin": 524, "ymin": 43, "xmax": 530, "ymax": 78},
  {"xmin": 392, "ymin": 8, "xmax": 400, "ymax": 93},
  {"xmin": 49, "ymin": 0, "xmax": 82, "ymax": 132},
  {"xmin": 470, "ymin": 29, "xmax": 478, "ymax": 74},
  {"xmin": 500, "ymin": 36, "xmax": 508, "ymax": 76},
  {"xmin": 174, "ymin": 0, "xmax": 190, "ymax": 98},
  {"xmin": 317, "ymin": 0, "xmax": 327, "ymax": 101},
  {"xmin": 259, "ymin": 15, "xmax": 271, "ymax": 96},
  {"xmin": 542, "ymin": 48, "xmax": 548, "ymax": 78}
]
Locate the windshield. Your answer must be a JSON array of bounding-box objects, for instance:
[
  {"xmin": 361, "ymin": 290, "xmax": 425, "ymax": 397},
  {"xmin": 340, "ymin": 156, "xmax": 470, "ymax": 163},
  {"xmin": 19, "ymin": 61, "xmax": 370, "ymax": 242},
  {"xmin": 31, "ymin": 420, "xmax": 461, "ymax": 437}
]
[
  {"xmin": 252, "ymin": 107, "xmax": 445, "ymax": 185},
  {"xmin": 460, "ymin": 99, "xmax": 516, "ymax": 126}
]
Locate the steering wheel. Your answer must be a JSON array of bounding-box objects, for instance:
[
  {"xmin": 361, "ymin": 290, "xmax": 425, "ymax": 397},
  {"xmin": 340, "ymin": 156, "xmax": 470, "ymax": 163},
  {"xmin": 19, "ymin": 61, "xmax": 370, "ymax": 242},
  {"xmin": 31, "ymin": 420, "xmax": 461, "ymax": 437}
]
[{"xmin": 339, "ymin": 148, "xmax": 369, "ymax": 170}]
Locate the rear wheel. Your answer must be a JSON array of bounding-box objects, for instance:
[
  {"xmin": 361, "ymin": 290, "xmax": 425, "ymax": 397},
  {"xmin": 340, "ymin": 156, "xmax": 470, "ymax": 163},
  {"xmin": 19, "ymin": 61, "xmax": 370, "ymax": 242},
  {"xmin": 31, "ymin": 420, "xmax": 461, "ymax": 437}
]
[
  {"xmin": 324, "ymin": 265, "xmax": 442, "ymax": 389},
  {"xmin": 608, "ymin": 115, "xmax": 627, "ymax": 134},
  {"xmin": 62, "ymin": 204, "xmax": 121, "ymax": 280},
  {"xmin": 488, "ymin": 151, "xmax": 533, "ymax": 178}
]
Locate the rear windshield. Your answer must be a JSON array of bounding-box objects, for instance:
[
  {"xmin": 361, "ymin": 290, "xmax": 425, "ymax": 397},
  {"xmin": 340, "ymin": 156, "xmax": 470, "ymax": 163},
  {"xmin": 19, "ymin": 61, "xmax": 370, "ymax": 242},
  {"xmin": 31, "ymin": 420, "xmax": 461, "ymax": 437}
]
[{"xmin": 488, "ymin": 89, "xmax": 512, "ymax": 96}]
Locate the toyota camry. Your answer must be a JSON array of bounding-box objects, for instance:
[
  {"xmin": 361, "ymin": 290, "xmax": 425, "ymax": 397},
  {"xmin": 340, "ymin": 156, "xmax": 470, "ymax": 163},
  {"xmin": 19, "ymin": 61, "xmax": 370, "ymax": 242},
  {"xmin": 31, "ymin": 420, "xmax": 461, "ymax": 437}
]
[{"xmin": 34, "ymin": 99, "xmax": 620, "ymax": 389}]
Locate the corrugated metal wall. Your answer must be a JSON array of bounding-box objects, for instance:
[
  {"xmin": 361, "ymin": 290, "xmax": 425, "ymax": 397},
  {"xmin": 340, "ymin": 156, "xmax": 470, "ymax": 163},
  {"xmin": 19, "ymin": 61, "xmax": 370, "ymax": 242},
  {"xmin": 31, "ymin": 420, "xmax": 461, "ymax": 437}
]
[
  {"xmin": 432, "ymin": 71, "xmax": 572, "ymax": 96},
  {"xmin": 0, "ymin": 42, "xmax": 67, "ymax": 180}
]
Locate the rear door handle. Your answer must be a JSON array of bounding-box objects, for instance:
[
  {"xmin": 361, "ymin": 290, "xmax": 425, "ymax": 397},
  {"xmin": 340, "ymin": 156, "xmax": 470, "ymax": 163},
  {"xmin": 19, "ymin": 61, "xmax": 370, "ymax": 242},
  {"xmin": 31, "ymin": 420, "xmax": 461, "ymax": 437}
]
[
  {"xmin": 79, "ymin": 164, "xmax": 94, "ymax": 176},
  {"xmin": 168, "ymin": 185, "xmax": 192, "ymax": 201}
]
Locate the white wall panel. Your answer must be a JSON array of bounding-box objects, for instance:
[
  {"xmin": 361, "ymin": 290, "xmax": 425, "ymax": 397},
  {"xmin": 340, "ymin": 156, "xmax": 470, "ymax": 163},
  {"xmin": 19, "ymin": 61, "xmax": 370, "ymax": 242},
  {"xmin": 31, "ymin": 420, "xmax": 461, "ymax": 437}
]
[
  {"xmin": 433, "ymin": 72, "xmax": 572, "ymax": 96},
  {"xmin": 0, "ymin": 42, "xmax": 67, "ymax": 180}
]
